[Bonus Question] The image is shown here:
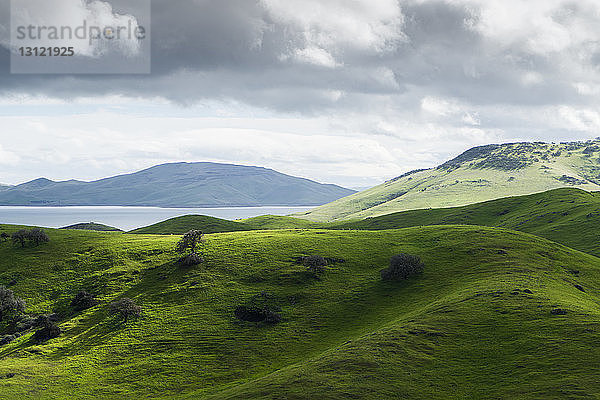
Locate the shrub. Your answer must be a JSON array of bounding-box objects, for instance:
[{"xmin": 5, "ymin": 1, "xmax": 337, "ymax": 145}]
[
  {"xmin": 70, "ymin": 291, "xmax": 98, "ymax": 312},
  {"xmin": 234, "ymin": 292, "xmax": 281, "ymax": 324},
  {"xmin": 10, "ymin": 230, "xmax": 28, "ymax": 248},
  {"xmin": 26, "ymin": 228, "xmax": 50, "ymax": 246},
  {"xmin": 32, "ymin": 320, "xmax": 61, "ymax": 343},
  {"xmin": 109, "ymin": 298, "xmax": 142, "ymax": 322},
  {"xmin": 10, "ymin": 228, "xmax": 50, "ymax": 248},
  {"xmin": 0, "ymin": 286, "xmax": 26, "ymax": 323},
  {"xmin": 303, "ymin": 255, "xmax": 328, "ymax": 274},
  {"xmin": 381, "ymin": 254, "xmax": 425, "ymax": 281},
  {"xmin": 0, "ymin": 233, "xmax": 9, "ymax": 242}
]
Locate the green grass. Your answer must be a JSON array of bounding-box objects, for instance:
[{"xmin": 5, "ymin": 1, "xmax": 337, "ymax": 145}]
[
  {"xmin": 298, "ymin": 140, "xmax": 600, "ymax": 221},
  {"xmin": 134, "ymin": 188, "xmax": 600, "ymax": 258},
  {"xmin": 1, "ymin": 224, "xmax": 600, "ymax": 398},
  {"xmin": 336, "ymin": 188, "xmax": 600, "ymax": 257},
  {"xmin": 129, "ymin": 215, "xmax": 252, "ymax": 234}
]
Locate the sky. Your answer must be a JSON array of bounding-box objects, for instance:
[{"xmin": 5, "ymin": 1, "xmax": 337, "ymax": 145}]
[{"xmin": 1, "ymin": 0, "xmax": 600, "ymax": 188}]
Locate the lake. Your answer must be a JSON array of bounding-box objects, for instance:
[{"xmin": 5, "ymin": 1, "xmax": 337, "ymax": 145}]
[{"xmin": 0, "ymin": 206, "xmax": 313, "ymax": 231}]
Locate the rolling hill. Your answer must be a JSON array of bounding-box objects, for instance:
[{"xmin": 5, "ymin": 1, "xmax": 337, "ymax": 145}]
[
  {"xmin": 129, "ymin": 215, "xmax": 252, "ymax": 235},
  {"xmin": 1, "ymin": 225, "xmax": 600, "ymax": 398},
  {"xmin": 131, "ymin": 188, "xmax": 600, "ymax": 257},
  {"xmin": 298, "ymin": 139, "xmax": 600, "ymax": 221},
  {"xmin": 60, "ymin": 223, "xmax": 123, "ymax": 232},
  {"xmin": 0, "ymin": 162, "xmax": 355, "ymax": 207}
]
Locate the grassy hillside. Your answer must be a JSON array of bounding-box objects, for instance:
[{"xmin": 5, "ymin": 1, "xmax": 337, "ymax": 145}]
[
  {"xmin": 129, "ymin": 215, "xmax": 252, "ymax": 234},
  {"xmin": 0, "ymin": 225, "xmax": 600, "ymax": 398},
  {"xmin": 299, "ymin": 140, "xmax": 600, "ymax": 221},
  {"xmin": 337, "ymin": 188, "xmax": 600, "ymax": 257},
  {"xmin": 60, "ymin": 223, "xmax": 122, "ymax": 232},
  {"xmin": 241, "ymin": 215, "xmax": 325, "ymax": 230}
]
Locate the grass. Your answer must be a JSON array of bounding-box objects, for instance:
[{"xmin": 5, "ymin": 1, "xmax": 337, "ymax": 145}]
[
  {"xmin": 298, "ymin": 139, "xmax": 600, "ymax": 221},
  {"xmin": 0, "ymin": 223, "xmax": 600, "ymax": 398},
  {"xmin": 133, "ymin": 188, "xmax": 600, "ymax": 258},
  {"xmin": 129, "ymin": 215, "xmax": 252, "ymax": 234}
]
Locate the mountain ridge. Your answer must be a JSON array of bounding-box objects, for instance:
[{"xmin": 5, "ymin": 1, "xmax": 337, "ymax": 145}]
[{"xmin": 0, "ymin": 162, "xmax": 355, "ymax": 207}]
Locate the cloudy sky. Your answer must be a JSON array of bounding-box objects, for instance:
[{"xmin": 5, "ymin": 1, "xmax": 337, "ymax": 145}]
[{"xmin": 1, "ymin": 0, "xmax": 600, "ymax": 188}]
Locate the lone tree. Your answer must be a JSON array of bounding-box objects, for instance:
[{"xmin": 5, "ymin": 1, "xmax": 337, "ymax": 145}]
[
  {"xmin": 0, "ymin": 232, "xmax": 9, "ymax": 242},
  {"xmin": 176, "ymin": 230, "xmax": 205, "ymax": 266},
  {"xmin": 109, "ymin": 298, "xmax": 142, "ymax": 322},
  {"xmin": 381, "ymin": 254, "xmax": 425, "ymax": 281},
  {"xmin": 0, "ymin": 286, "xmax": 26, "ymax": 323}
]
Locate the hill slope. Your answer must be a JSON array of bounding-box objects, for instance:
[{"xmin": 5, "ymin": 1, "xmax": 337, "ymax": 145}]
[
  {"xmin": 60, "ymin": 223, "xmax": 122, "ymax": 232},
  {"xmin": 0, "ymin": 162, "xmax": 354, "ymax": 207},
  {"xmin": 0, "ymin": 226, "xmax": 600, "ymax": 398},
  {"xmin": 337, "ymin": 188, "xmax": 600, "ymax": 257},
  {"xmin": 299, "ymin": 140, "xmax": 600, "ymax": 221},
  {"xmin": 129, "ymin": 215, "xmax": 252, "ymax": 234}
]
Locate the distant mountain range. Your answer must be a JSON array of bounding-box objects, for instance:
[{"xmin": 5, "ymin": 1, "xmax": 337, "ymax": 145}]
[
  {"xmin": 0, "ymin": 162, "xmax": 355, "ymax": 207},
  {"xmin": 299, "ymin": 139, "xmax": 600, "ymax": 221}
]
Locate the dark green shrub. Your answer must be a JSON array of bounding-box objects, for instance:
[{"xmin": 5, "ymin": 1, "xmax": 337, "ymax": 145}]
[
  {"xmin": 234, "ymin": 292, "xmax": 281, "ymax": 324},
  {"xmin": 26, "ymin": 228, "xmax": 50, "ymax": 246},
  {"xmin": 0, "ymin": 286, "xmax": 25, "ymax": 322},
  {"xmin": 109, "ymin": 298, "xmax": 142, "ymax": 322},
  {"xmin": 381, "ymin": 254, "xmax": 425, "ymax": 281},
  {"xmin": 70, "ymin": 291, "xmax": 98, "ymax": 312},
  {"xmin": 10, "ymin": 230, "xmax": 28, "ymax": 248},
  {"xmin": 303, "ymin": 255, "xmax": 328, "ymax": 274},
  {"xmin": 33, "ymin": 320, "xmax": 61, "ymax": 343}
]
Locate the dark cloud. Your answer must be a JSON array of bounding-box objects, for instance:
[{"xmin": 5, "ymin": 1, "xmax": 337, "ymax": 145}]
[{"xmin": 0, "ymin": 0, "xmax": 598, "ymax": 114}]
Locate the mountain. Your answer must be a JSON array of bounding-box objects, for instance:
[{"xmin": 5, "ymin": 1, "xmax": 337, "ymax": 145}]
[
  {"xmin": 0, "ymin": 162, "xmax": 355, "ymax": 207},
  {"xmin": 1, "ymin": 224, "xmax": 600, "ymax": 398},
  {"xmin": 298, "ymin": 139, "xmax": 600, "ymax": 221}
]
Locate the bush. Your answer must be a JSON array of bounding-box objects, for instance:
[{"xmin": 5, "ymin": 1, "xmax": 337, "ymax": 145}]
[
  {"xmin": 27, "ymin": 228, "xmax": 50, "ymax": 246},
  {"xmin": 109, "ymin": 298, "xmax": 142, "ymax": 322},
  {"xmin": 0, "ymin": 233, "xmax": 9, "ymax": 242},
  {"xmin": 303, "ymin": 255, "xmax": 328, "ymax": 274},
  {"xmin": 11, "ymin": 228, "xmax": 50, "ymax": 248},
  {"xmin": 0, "ymin": 286, "xmax": 26, "ymax": 322},
  {"xmin": 234, "ymin": 292, "xmax": 281, "ymax": 324},
  {"xmin": 32, "ymin": 321, "xmax": 61, "ymax": 343},
  {"xmin": 381, "ymin": 254, "xmax": 425, "ymax": 281},
  {"xmin": 11, "ymin": 230, "xmax": 28, "ymax": 248},
  {"xmin": 70, "ymin": 291, "xmax": 98, "ymax": 312}
]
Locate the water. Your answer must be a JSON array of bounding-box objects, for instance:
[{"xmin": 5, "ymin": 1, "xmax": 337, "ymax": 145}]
[{"xmin": 0, "ymin": 206, "xmax": 313, "ymax": 231}]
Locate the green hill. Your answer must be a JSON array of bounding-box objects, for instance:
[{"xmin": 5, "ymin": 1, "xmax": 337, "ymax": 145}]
[
  {"xmin": 1, "ymin": 225, "xmax": 600, "ymax": 398},
  {"xmin": 242, "ymin": 215, "xmax": 325, "ymax": 230},
  {"xmin": 299, "ymin": 140, "xmax": 600, "ymax": 221},
  {"xmin": 60, "ymin": 223, "xmax": 122, "ymax": 232},
  {"xmin": 129, "ymin": 215, "xmax": 252, "ymax": 234},
  {"xmin": 337, "ymin": 188, "xmax": 600, "ymax": 257}
]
